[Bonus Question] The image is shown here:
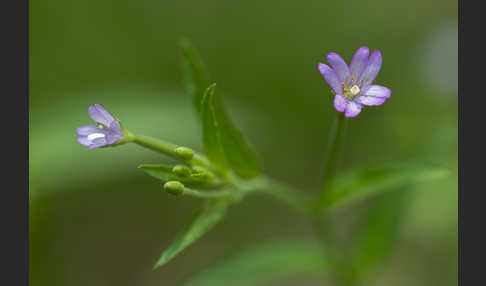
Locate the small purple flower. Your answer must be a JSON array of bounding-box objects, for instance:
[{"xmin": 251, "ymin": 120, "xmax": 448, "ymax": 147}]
[
  {"xmin": 318, "ymin": 47, "xmax": 391, "ymax": 117},
  {"xmin": 76, "ymin": 104, "xmax": 124, "ymax": 149}
]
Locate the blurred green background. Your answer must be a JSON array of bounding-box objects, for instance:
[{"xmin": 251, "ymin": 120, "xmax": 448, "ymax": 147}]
[{"xmin": 30, "ymin": 0, "xmax": 457, "ymax": 285}]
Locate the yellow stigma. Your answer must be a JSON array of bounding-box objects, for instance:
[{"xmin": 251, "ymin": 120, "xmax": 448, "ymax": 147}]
[{"xmin": 350, "ymin": 85, "xmax": 360, "ymax": 95}]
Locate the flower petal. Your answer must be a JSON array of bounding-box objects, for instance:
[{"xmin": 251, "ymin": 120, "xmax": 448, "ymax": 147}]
[
  {"xmin": 334, "ymin": 94, "xmax": 348, "ymax": 112},
  {"xmin": 345, "ymin": 101, "xmax": 362, "ymax": 117},
  {"xmin": 88, "ymin": 104, "xmax": 114, "ymax": 126},
  {"xmin": 76, "ymin": 137, "xmax": 93, "ymax": 147},
  {"xmin": 359, "ymin": 50, "xmax": 382, "ymax": 86},
  {"xmin": 318, "ymin": 63, "xmax": 343, "ymax": 94},
  {"xmin": 106, "ymin": 134, "xmax": 123, "ymax": 145},
  {"xmin": 109, "ymin": 120, "xmax": 122, "ymax": 135},
  {"xmin": 76, "ymin": 125, "xmax": 100, "ymax": 136},
  {"xmin": 356, "ymin": 96, "xmax": 387, "ymax": 106},
  {"xmin": 361, "ymin": 85, "xmax": 391, "ymax": 98},
  {"xmin": 326, "ymin": 53, "xmax": 351, "ymax": 84},
  {"xmin": 88, "ymin": 137, "xmax": 108, "ymax": 149},
  {"xmin": 349, "ymin": 47, "xmax": 369, "ymax": 82}
]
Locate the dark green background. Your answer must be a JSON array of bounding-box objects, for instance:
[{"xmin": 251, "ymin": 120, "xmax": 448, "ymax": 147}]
[{"xmin": 30, "ymin": 0, "xmax": 457, "ymax": 285}]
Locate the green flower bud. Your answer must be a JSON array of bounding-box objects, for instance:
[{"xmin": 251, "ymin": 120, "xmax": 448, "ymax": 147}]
[
  {"xmin": 190, "ymin": 166, "xmax": 216, "ymax": 181},
  {"xmin": 163, "ymin": 181, "xmax": 185, "ymax": 196},
  {"xmin": 174, "ymin": 147, "xmax": 194, "ymax": 161},
  {"xmin": 172, "ymin": 165, "xmax": 191, "ymax": 177},
  {"xmin": 191, "ymin": 166, "xmax": 206, "ymax": 174}
]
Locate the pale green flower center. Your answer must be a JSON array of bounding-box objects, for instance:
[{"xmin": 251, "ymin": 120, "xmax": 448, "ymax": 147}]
[
  {"xmin": 350, "ymin": 85, "xmax": 360, "ymax": 95},
  {"xmin": 343, "ymin": 84, "xmax": 361, "ymax": 100}
]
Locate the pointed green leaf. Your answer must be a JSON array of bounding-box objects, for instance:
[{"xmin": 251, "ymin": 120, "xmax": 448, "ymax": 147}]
[
  {"xmin": 319, "ymin": 165, "xmax": 449, "ymax": 210},
  {"xmin": 180, "ymin": 38, "xmax": 210, "ymax": 114},
  {"xmin": 201, "ymin": 84, "xmax": 261, "ymax": 178},
  {"xmin": 138, "ymin": 164, "xmax": 214, "ymax": 188},
  {"xmin": 138, "ymin": 164, "xmax": 173, "ymax": 181},
  {"xmin": 182, "ymin": 240, "xmax": 327, "ymax": 286},
  {"xmin": 153, "ymin": 199, "xmax": 229, "ymax": 269},
  {"xmin": 200, "ymin": 84, "xmax": 229, "ymax": 172},
  {"xmin": 349, "ymin": 186, "xmax": 412, "ymax": 281}
]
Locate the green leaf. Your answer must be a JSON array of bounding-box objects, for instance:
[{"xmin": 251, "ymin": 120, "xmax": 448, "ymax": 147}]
[
  {"xmin": 180, "ymin": 38, "xmax": 210, "ymax": 114},
  {"xmin": 138, "ymin": 163, "xmax": 173, "ymax": 181},
  {"xmin": 182, "ymin": 240, "xmax": 327, "ymax": 286},
  {"xmin": 201, "ymin": 84, "xmax": 261, "ymax": 178},
  {"xmin": 200, "ymin": 84, "xmax": 229, "ymax": 172},
  {"xmin": 153, "ymin": 199, "xmax": 230, "ymax": 270},
  {"xmin": 319, "ymin": 165, "xmax": 449, "ymax": 210},
  {"xmin": 179, "ymin": 40, "xmax": 261, "ymax": 178},
  {"xmin": 138, "ymin": 164, "xmax": 214, "ymax": 188},
  {"xmin": 349, "ymin": 185, "xmax": 412, "ymax": 280}
]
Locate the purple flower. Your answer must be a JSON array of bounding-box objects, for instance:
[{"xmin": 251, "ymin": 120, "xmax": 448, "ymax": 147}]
[
  {"xmin": 76, "ymin": 104, "xmax": 124, "ymax": 149},
  {"xmin": 318, "ymin": 47, "xmax": 391, "ymax": 117}
]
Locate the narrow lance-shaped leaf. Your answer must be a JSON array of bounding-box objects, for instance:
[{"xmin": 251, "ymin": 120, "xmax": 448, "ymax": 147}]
[
  {"xmin": 180, "ymin": 38, "xmax": 210, "ymax": 114},
  {"xmin": 182, "ymin": 240, "xmax": 328, "ymax": 286},
  {"xmin": 318, "ymin": 165, "xmax": 449, "ymax": 210},
  {"xmin": 138, "ymin": 163, "xmax": 173, "ymax": 181},
  {"xmin": 201, "ymin": 84, "xmax": 261, "ymax": 178},
  {"xmin": 348, "ymin": 185, "xmax": 412, "ymax": 281},
  {"xmin": 200, "ymin": 84, "xmax": 229, "ymax": 173},
  {"xmin": 153, "ymin": 199, "xmax": 230, "ymax": 270}
]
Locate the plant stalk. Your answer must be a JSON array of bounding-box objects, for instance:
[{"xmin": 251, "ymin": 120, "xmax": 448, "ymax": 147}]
[
  {"xmin": 131, "ymin": 134, "xmax": 213, "ymax": 171},
  {"xmin": 316, "ymin": 111, "xmax": 347, "ymax": 207}
]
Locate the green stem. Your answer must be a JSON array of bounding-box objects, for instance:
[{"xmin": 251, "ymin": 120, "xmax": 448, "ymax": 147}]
[
  {"xmin": 311, "ymin": 110, "xmax": 349, "ymax": 286},
  {"xmin": 241, "ymin": 176, "xmax": 313, "ymax": 214},
  {"xmin": 132, "ymin": 134, "xmax": 178, "ymax": 157},
  {"xmin": 131, "ymin": 134, "xmax": 213, "ymax": 171},
  {"xmin": 183, "ymin": 188, "xmax": 234, "ymax": 199},
  {"xmin": 316, "ymin": 111, "xmax": 347, "ymax": 208},
  {"xmin": 130, "ymin": 134, "xmax": 315, "ymax": 215}
]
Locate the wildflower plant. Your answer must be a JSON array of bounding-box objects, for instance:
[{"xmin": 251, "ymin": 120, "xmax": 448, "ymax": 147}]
[{"xmin": 75, "ymin": 39, "xmax": 448, "ymax": 285}]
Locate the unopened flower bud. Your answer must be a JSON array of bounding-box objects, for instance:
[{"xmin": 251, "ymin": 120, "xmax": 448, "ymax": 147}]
[
  {"xmin": 174, "ymin": 147, "xmax": 194, "ymax": 161},
  {"xmin": 191, "ymin": 166, "xmax": 206, "ymax": 174},
  {"xmin": 172, "ymin": 165, "xmax": 191, "ymax": 177},
  {"xmin": 190, "ymin": 166, "xmax": 216, "ymax": 181},
  {"xmin": 163, "ymin": 181, "xmax": 185, "ymax": 196}
]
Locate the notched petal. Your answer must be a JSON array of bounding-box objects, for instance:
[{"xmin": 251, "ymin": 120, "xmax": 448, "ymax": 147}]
[
  {"xmin": 88, "ymin": 104, "xmax": 114, "ymax": 126},
  {"xmin": 360, "ymin": 50, "xmax": 382, "ymax": 86},
  {"xmin": 345, "ymin": 101, "xmax": 362, "ymax": 117},
  {"xmin": 350, "ymin": 46, "xmax": 370, "ymax": 81},
  {"xmin": 318, "ymin": 63, "xmax": 344, "ymax": 94},
  {"xmin": 334, "ymin": 94, "xmax": 348, "ymax": 112},
  {"xmin": 362, "ymin": 85, "xmax": 391, "ymax": 98},
  {"xmin": 76, "ymin": 137, "xmax": 92, "ymax": 147},
  {"xmin": 326, "ymin": 52, "xmax": 351, "ymax": 84},
  {"xmin": 356, "ymin": 96, "xmax": 387, "ymax": 106},
  {"xmin": 76, "ymin": 125, "xmax": 100, "ymax": 136},
  {"xmin": 109, "ymin": 120, "xmax": 123, "ymax": 134},
  {"xmin": 87, "ymin": 137, "xmax": 108, "ymax": 149}
]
